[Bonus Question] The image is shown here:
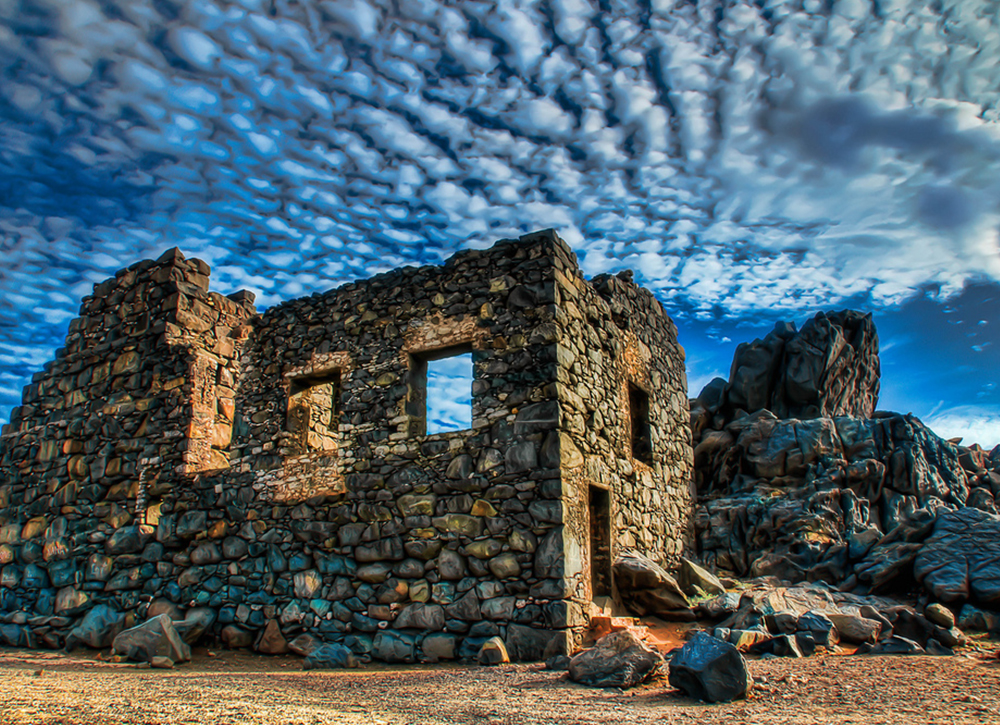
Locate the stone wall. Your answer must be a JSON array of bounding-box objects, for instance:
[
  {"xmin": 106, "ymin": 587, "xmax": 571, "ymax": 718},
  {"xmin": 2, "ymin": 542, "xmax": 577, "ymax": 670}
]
[
  {"xmin": 0, "ymin": 231, "xmax": 692, "ymax": 662},
  {"xmin": 549, "ymin": 253, "xmax": 694, "ymax": 606}
]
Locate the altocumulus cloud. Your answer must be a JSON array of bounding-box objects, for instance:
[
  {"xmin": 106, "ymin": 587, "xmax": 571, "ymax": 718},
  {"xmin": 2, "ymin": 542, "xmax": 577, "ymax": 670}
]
[{"xmin": 1, "ymin": 0, "xmax": 1000, "ymax": 431}]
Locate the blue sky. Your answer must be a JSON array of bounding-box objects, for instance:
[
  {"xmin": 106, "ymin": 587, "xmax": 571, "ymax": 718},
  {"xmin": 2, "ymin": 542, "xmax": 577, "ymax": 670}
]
[{"xmin": 0, "ymin": 0, "xmax": 998, "ymax": 447}]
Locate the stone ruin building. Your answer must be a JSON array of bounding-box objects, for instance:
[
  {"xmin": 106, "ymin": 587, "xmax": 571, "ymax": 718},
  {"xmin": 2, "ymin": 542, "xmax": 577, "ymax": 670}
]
[{"xmin": 0, "ymin": 230, "xmax": 694, "ymax": 662}]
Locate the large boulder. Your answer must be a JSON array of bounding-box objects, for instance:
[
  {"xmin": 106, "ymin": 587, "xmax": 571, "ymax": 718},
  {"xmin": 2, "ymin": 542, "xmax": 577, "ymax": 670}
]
[
  {"xmin": 668, "ymin": 632, "xmax": 750, "ymax": 703},
  {"xmin": 174, "ymin": 607, "xmax": 217, "ymax": 646},
  {"xmin": 914, "ymin": 507, "xmax": 1000, "ymax": 607},
  {"xmin": 302, "ymin": 643, "xmax": 358, "ymax": 670},
  {"xmin": 66, "ymin": 605, "xmax": 125, "ymax": 650},
  {"xmin": 613, "ymin": 552, "xmax": 691, "ymax": 619},
  {"xmin": 111, "ymin": 614, "xmax": 191, "ymax": 664},
  {"xmin": 568, "ymin": 630, "xmax": 664, "ymax": 689}
]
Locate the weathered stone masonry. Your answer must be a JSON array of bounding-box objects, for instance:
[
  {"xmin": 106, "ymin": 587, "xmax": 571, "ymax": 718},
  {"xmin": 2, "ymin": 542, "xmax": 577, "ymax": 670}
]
[{"xmin": 0, "ymin": 230, "xmax": 693, "ymax": 662}]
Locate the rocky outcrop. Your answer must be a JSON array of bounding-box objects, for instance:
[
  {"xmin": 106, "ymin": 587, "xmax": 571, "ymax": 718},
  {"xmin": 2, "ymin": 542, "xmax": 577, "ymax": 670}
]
[
  {"xmin": 692, "ymin": 310, "xmax": 880, "ymax": 434},
  {"xmin": 693, "ymin": 411, "xmax": 971, "ymax": 590},
  {"xmin": 686, "ymin": 309, "xmax": 1000, "ymax": 616},
  {"xmin": 914, "ymin": 508, "xmax": 1000, "ymax": 607}
]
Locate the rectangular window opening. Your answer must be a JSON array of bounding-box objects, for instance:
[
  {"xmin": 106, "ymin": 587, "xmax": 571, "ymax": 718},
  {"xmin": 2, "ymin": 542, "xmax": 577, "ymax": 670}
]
[
  {"xmin": 589, "ymin": 485, "xmax": 612, "ymax": 599},
  {"xmin": 408, "ymin": 345, "xmax": 473, "ymax": 436},
  {"xmin": 287, "ymin": 371, "xmax": 342, "ymax": 454},
  {"xmin": 629, "ymin": 382, "xmax": 653, "ymax": 465}
]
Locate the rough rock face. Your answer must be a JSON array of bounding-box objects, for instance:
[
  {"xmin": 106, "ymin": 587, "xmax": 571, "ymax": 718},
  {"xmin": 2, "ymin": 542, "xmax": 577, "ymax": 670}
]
[
  {"xmin": 693, "ymin": 310, "xmax": 880, "ymax": 433},
  {"xmin": 686, "ymin": 310, "xmax": 1000, "ymax": 613},
  {"xmin": 693, "ymin": 411, "xmax": 970, "ymax": 589},
  {"xmin": 914, "ymin": 508, "xmax": 1000, "ymax": 607},
  {"xmin": 668, "ymin": 632, "xmax": 750, "ymax": 703},
  {"xmin": 568, "ymin": 630, "xmax": 664, "ymax": 689}
]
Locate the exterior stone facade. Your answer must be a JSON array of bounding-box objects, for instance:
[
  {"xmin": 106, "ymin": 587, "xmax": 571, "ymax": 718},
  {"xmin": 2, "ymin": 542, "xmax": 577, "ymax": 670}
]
[{"xmin": 0, "ymin": 230, "xmax": 692, "ymax": 661}]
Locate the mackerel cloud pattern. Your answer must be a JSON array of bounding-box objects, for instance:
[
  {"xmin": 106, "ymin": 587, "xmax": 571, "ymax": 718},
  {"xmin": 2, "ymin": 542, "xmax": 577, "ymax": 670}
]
[{"xmin": 1, "ymin": 0, "xmax": 1000, "ymax": 427}]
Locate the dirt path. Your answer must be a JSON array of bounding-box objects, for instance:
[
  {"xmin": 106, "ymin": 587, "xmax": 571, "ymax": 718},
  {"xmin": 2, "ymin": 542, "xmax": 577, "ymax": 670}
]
[{"xmin": 0, "ymin": 647, "xmax": 998, "ymax": 725}]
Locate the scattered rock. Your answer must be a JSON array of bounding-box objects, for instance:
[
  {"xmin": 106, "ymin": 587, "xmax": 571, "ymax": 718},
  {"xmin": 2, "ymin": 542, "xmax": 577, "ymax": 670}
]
[
  {"xmin": 174, "ymin": 608, "xmax": 216, "ymax": 646},
  {"xmin": 858, "ymin": 635, "xmax": 925, "ymax": 656},
  {"xmin": 769, "ymin": 635, "xmax": 804, "ymax": 658},
  {"xmin": 111, "ymin": 614, "xmax": 191, "ymax": 664},
  {"xmin": 924, "ymin": 603, "xmax": 956, "ymax": 629},
  {"xmin": 66, "ymin": 605, "xmax": 125, "ymax": 650},
  {"xmin": 957, "ymin": 604, "xmax": 1000, "ymax": 633},
  {"xmin": 678, "ymin": 558, "xmax": 726, "ymax": 598},
  {"xmin": 302, "ymin": 644, "xmax": 358, "ymax": 670},
  {"xmin": 796, "ymin": 611, "xmax": 839, "ymax": 648},
  {"xmin": 545, "ymin": 654, "xmax": 571, "ymax": 671},
  {"xmin": 568, "ymin": 630, "xmax": 664, "ymax": 689},
  {"xmin": 827, "ymin": 613, "xmax": 880, "ymax": 644},
  {"xmin": 477, "ymin": 636, "xmax": 509, "ymax": 666},
  {"xmin": 256, "ymin": 619, "xmax": 289, "ymax": 655},
  {"xmin": 613, "ymin": 551, "xmax": 691, "ymax": 619},
  {"xmin": 288, "ymin": 633, "xmax": 322, "ymax": 657},
  {"xmin": 668, "ymin": 632, "xmax": 750, "ymax": 703},
  {"xmin": 221, "ymin": 625, "xmax": 253, "ymax": 650}
]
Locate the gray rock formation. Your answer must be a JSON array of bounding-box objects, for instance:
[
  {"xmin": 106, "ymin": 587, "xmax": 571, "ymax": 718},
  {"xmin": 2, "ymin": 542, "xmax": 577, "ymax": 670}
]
[
  {"xmin": 302, "ymin": 643, "xmax": 358, "ymax": 670},
  {"xmin": 612, "ymin": 552, "xmax": 692, "ymax": 620},
  {"xmin": 568, "ymin": 630, "xmax": 664, "ymax": 689},
  {"xmin": 693, "ymin": 410, "xmax": 970, "ymax": 590},
  {"xmin": 688, "ymin": 310, "xmax": 1000, "ymax": 615},
  {"xmin": 692, "ymin": 310, "xmax": 880, "ymax": 433},
  {"xmin": 914, "ymin": 507, "xmax": 1000, "ymax": 607},
  {"xmin": 111, "ymin": 614, "xmax": 191, "ymax": 664}
]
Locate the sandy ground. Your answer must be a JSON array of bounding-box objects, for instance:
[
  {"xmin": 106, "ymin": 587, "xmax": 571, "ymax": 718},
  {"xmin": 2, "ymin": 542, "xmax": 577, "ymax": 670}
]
[{"xmin": 0, "ymin": 644, "xmax": 998, "ymax": 725}]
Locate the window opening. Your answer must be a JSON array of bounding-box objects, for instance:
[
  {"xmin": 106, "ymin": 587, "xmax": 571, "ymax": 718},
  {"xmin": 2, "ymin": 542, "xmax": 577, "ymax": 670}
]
[
  {"xmin": 408, "ymin": 345, "xmax": 473, "ymax": 436},
  {"xmin": 589, "ymin": 485, "xmax": 612, "ymax": 599},
  {"xmin": 629, "ymin": 382, "xmax": 652, "ymax": 465},
  {"xmin": 287, "ymin": 371, "xmax": 342, "ymax": 453}
]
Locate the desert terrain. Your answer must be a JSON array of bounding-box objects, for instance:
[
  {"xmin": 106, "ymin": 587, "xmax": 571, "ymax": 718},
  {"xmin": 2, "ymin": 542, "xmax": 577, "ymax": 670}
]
[{"xmin": 0, "ymin": 644, "xmax": 997, "ymax": 725}]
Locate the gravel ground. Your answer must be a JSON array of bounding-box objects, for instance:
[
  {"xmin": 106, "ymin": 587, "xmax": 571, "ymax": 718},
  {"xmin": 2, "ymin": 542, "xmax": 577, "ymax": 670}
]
[{"xmin": 0, "ymin": 646, "xmax": 998, "ymax": 725}]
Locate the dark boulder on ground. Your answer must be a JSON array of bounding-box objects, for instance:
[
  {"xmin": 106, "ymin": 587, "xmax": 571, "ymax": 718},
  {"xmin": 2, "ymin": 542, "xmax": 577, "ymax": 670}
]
[
  {"xmin": 111, "ymin": 614, "xmax": 191, "ymax": 664},
  {"xmin": 302, "ymin": 643, "xmax": 358, "ymax": 670},
  {"xmin": 668, "ymin": 632, "xmax": 750, "ymax": 703},
  {"xmin": 568, "ymin": 630, "xmax": 664, "ymax": 689},
  {"xmin": 914, "ymin": 507, "xmax": 1000, "ymax": 607},
  {"xmin": 857, "ymin": 635, "xmax": 925, "ymax": 656},
  {"xmin": 65, "ymin": 605, "xmax": 125, "ymax": 650}
]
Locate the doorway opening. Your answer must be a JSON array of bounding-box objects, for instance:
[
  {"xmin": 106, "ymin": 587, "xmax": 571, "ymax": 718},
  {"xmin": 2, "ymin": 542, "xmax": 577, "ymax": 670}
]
[{"xmin": 589, "ymin": 485, "xmax": 612, "ymax": 599}]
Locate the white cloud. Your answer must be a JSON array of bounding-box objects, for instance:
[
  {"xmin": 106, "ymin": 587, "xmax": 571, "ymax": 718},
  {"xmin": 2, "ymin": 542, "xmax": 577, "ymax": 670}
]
[
  {"xmin": 2, "ymin": 0, "xmax": 1000, "ymax": 426},
  {"xmin": 924, "ymin": 405, "xmax": 1000, "ymax": 450}
]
